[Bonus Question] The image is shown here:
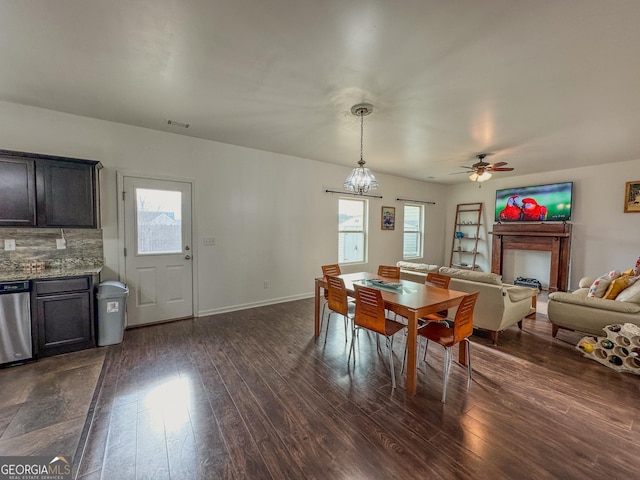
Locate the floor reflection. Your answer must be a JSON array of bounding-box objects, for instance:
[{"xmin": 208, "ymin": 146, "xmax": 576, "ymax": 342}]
[{"xmin": 143, "ymin": 376, "xmax": 192, "ymax": 432}]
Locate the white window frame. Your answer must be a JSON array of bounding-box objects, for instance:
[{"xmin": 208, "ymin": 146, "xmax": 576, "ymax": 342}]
[
  {"xmin": 403, "ymin": 203, "xmax": 424, "ymax": 259},
  {"xmin": 338, "ymin": 197, "xmax": 368, "ymax": 264}
]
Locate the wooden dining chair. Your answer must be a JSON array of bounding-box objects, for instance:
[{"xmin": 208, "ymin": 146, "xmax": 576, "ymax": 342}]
[
  {"xmin": 421, "ymin": 273, "xmax": 451, "ymax": 323},
  {"xmin": 348, "ymin": 284, "xmax": 406, "ymax": 388},
  {"xmin": 320, "ymin": 264, "xmax": 342, "ymax": 325},
  {"xmin": 377, "ymin": 265, "xmax": 400, "ymax": 279},
  {"xmin": 324, "ymin": 275, "xmax": 354, "ymax": 345},
  {"xmin": 418, "ymin": 291, "xmax": 479, "ymax": 403}
]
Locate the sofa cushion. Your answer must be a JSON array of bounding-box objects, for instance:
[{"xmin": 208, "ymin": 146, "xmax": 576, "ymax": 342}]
[
  {"xmin": 506, "ymin": 286, "xmax": 537, "ymax": 303},
  {"xmin": 579, "ymin": 277, "xmax": 596, "ymax": 289},
  {"xmin": 396, "ymin": 261, "xmax": 439, "ymax": 273},
  {"xmin": 616, "ymin": 279, "xmax": 640, "ymax": 303},
  {"xmin": 438, "ymin": 267, "xmax": 503, "ymax": 286},
  {"xmin": 549, "ymin": 291, "xmax": 640, "ymax": 313}
]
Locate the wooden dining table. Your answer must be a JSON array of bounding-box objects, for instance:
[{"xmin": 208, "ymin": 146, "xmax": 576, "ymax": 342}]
[{"xmin": 314, "ymin": 271, "xmax": 468, "ymax": 395}]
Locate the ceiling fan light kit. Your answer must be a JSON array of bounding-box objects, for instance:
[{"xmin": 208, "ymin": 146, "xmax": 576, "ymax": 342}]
[
  {"xmin": 344, "ymin": 103, "xmax": 379, "ymax": 195},
  {"xmin": 469, "ymin": 171, "xmax": 492, "ymax": 182}
]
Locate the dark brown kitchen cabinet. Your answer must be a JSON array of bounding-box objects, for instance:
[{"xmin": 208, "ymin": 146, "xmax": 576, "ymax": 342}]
[
  {"xmin": 32, "ymin": 276, "xmax": 96, "ymax": 358},
  {"xmin": 0, "ymin": 149, "xmax": 101, "ymax": 228},
  {"xmin": 0, "ymin": 155, "xmax": 36, "ymax": 226}
]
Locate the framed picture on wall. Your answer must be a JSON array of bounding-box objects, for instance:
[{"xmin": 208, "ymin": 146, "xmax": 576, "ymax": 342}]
[
  {"xmin": 624, "ymin": 181, "xmax": 640, "ymax": 213},
  {"xmin": 381, "ymin": 206, "xmax": 395, "ymax": 230}
]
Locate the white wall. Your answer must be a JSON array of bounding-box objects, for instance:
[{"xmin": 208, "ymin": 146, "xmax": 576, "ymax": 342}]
[
  {"xmin": 447, "ymin": 160, "xmax": 640, "ymax": 289},
  {"xmin": 0, "ymin": 101, "xmax": 447, "ymax": 315}
]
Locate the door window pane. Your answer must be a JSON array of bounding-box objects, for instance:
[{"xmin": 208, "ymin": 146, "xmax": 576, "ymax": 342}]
[{"xmin": 136, "ymin": 188, "xmax": 182, "ymax": 254}]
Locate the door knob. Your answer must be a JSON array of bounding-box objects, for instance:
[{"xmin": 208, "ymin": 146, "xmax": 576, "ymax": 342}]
[
  {"xmin": 185, "ymin": 246, "xmax": 190, "ymax": 250},
  {"xmin": 185, "ymin": 255, "xmax": 191, "ymax": 260}
]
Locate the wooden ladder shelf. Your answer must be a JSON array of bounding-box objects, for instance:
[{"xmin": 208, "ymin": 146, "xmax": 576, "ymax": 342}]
[{"xmin": 450, "ymin": 202, "xmax": 483, "ymax": 270}]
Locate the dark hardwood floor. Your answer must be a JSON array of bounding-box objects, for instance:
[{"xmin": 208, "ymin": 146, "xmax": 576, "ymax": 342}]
[{"xmin": 4, "ymin": 295, "xmax": 639, "ymax": 479}]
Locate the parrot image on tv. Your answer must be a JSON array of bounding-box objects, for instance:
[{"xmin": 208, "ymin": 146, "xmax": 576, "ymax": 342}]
[
  {"xmin": 521, "ymin": 197, "xmax": 548, "ymax": 221},
  {"xmin": 499, "ymin": 195, "xmax": 523, "ymax": 221}
]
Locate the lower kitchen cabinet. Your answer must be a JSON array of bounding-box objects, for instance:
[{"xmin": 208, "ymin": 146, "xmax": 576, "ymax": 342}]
[{"xmin": 32, "ymin": 276, "xmax": 96, "ymax": 357}]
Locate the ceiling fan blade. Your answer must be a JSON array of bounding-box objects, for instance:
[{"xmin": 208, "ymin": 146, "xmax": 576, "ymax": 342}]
[
  {"xmin": 489, "ymin": 161, "xmax": 508, "ymax": 168},
  {"xmin": 490, "ymin": 167, "xmax": 514, "ymax": 171},
  {"xmin": 450, "ymin": 171, "xmax": 472, "ymax": 175},
  {"xmin": 459, "ymin": 165, "xmax": 475, "ymax": 169}
]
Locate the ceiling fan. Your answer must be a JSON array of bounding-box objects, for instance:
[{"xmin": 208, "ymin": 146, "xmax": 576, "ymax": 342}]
[{"xmin": 455, "ymin": 153, "xmax": 514, "ymax": 183}]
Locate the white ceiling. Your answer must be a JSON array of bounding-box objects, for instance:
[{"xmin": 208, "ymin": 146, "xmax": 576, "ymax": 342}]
[{"xmin": 1, "ymin": 0, "xmax": 639, "ymax": 183}]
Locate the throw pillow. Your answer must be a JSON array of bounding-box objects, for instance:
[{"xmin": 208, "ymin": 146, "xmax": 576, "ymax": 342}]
[
  {"xmin": 635, "ymin": 256, "xmax": 640, "ymax": 277},
  {"xmin": 588, "ymin": 277, "xmax": 611, "ymax": 298},
  {"xmin": 616, "ymin": 278, "xmax": 640, "ymax": 303},
  {"xmin": 603, "ymin": 275, "xmax": 638, "ymax": 300}
]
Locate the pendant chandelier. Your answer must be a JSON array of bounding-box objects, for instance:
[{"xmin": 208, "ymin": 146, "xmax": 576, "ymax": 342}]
[{"xmin": 344, "ymin": 103, "xmax": 379, "ymax": 194}]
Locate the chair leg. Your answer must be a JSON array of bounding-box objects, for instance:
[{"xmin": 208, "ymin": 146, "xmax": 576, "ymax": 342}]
[
  {"xmin": 464, "ymin": 338, "xmax": 472, "ymax": 389},
  {"xmin": 441, "ymin": 346, "xmax": 453, "ymax": 403},
  {"xmin": 343, "ymin": 315, "xmax": 348, "ymax": 342},
  {"xmin": 320, "ymin": 301, "xmax": 327, "ymax": 331},
  {"xmin": 347, "ymin": 324, "xmax": 357, "ymax": 365},
  {"xmin": 323, "ymin": 311, "xmax": 333, "ymax": 345},
  {"xmin": 387, "ymin": 336, "xmax": 396, "ymax": 389},
  {"xmin": 422, "ymin": 338, "xmax": 429, "ymax": 361}
]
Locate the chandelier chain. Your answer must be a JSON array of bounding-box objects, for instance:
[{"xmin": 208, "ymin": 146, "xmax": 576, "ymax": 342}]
[{"xmin": 360, "ymin": 110, "xmax": 364, "ymax": 162}]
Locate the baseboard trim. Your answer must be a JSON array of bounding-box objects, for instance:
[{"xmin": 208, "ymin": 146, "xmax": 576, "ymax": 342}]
[{"xmin": 197, "ymin": 292, "xmax": 314, "ymax": 316}]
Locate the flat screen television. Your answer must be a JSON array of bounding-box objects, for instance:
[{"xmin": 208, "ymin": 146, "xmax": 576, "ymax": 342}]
[{"xmin": 495, "ymin": 181, "xmax": 573, "ymax": 222}]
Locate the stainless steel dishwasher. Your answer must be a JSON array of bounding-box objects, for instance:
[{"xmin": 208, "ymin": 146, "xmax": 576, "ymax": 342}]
[{"xmin": 0, "ymin": 280, "xmax": 32, "ymax": 366}]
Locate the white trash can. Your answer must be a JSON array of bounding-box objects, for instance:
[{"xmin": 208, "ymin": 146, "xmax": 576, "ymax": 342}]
[{"xmin": 96, "ymin": 281, "xmax": 129, "ymax": 346}]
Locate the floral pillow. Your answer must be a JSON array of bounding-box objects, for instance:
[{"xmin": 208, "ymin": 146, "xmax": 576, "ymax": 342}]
[{"xmin": 587, "ymin": 271, "xmax": 620, "ymax": 298}]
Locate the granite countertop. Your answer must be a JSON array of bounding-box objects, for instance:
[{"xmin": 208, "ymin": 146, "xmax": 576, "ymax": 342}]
[{"xmin": 0, "ymin": 265, "xmax": 103, "ymax": 282}]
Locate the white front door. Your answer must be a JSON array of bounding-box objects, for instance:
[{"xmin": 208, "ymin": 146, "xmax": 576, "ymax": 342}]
[{"xmin": 123, "ymin": 176, "xmax": 193, "ymax": 326}]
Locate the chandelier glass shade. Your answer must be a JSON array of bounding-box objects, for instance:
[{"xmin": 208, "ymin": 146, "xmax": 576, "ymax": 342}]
[{"xmin": 344, "ymin": 104, "xmax": 379, "ymax": 194}]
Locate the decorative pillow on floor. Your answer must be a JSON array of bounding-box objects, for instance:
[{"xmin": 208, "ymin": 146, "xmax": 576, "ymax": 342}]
[{"xmin": 576, "ymin": 323, "xmax": 640, "ymax": 375}]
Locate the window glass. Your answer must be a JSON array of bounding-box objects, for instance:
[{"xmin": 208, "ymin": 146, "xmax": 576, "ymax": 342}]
[
  {"xmin": 403, "ymin": 204, "xmax": 423, "ymax": 258},
  {"xmin": 136, "ymin": 188, "xmax": 182, "ymax": 254},
  {"xmin": 338, "ymin": 198, "xmax": 367, "ymax": 263}
]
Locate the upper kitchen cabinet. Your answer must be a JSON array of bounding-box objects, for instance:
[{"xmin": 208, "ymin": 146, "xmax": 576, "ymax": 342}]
[
  {"xmin": 0, "ymin": 155, "xmax": 36, "ymax": 226},
  {"xmin": 0, "ymin": 149, "xmax": 101, "ymax": 228}
]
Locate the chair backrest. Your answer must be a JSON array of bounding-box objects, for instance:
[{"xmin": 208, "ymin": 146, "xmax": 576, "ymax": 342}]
[
  {"xmin": 377, "ymin": 265, "xmax": 400, "ymax": 279},
  {"xmin": 326, "ymin": 275, "xmax": 350, "ymax": 316},
  {"xmin": 322, "ymin": 264, "xmax": 342, "ymax": 299},
  {"xmin": 453, "ymin": 291, "xmax": 480, "ymax": 343},
  {"xmin": 426, "ymin": 272, "xmax": 451, "ymax": 289},
  {"xmin": 322, "ymin": 264, "xmax": 342, "ymax": 276},
  {"xmin": 353, "ymin": 284, "xmax": 387, "ymax": 335}
]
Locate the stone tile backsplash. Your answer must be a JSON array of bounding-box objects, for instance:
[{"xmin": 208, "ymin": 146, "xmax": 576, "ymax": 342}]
[{"xmin": 0, "ymin": 228, "xmax": 103, "ymax": 270}]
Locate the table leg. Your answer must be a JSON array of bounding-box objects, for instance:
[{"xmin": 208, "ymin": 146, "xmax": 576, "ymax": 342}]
[
  {"xmin": 314, "ymin": 279, "xmax": 320, "ymax": 337},
  {"xmin": 406, "ymin": 313, "xmax": 417, "ymax": 395},
  {"xmin": 458, "ymin": 342, "xmax": 468, "ymax": 365}
]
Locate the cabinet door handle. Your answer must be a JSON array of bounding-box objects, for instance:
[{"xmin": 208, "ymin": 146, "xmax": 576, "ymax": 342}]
[{"xmin": 185, "ymin": 255, "xmax": 191, "ymax": 260}]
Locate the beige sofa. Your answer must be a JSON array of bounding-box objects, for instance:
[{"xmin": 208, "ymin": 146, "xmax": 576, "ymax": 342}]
[
  {"xmin": 397, "ymin": 262, "xmax": 537, "ymax": 345},
  {"xmin": 396, "ymin": 261, "xmax": 440, "ymax": 283},
  {"xmin": 436, "ymin": 268, "xmax": 537, "ymax": 345},
  {"xmin": 547, "ymin": 276, "xmax": 640, "ymax": 337}
]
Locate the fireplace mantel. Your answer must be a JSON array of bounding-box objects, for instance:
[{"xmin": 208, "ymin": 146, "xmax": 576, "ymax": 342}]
[{"xmin": 489, "ymin": 223, "xmax": 572, "ymax": 292}]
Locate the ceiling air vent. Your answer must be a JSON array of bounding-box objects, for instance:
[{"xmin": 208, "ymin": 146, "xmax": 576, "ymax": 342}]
[{"xmin": 166, "ymin": 119, "xmax": 190, "ymax": 129}]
